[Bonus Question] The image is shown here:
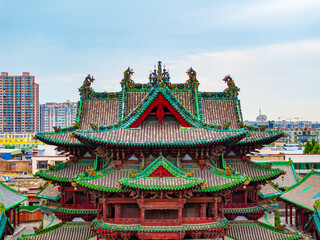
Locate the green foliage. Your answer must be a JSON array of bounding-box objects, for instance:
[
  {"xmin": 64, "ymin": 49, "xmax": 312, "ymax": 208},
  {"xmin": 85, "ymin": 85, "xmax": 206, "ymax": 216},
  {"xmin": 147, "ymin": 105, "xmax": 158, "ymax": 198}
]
[
  {"xmin": 275, "ymin": 209, "xmax": 281, "ymax": 227},
  {"xmin": 304, "ymin": 140, "xmax": 320, "ymax": 154}
]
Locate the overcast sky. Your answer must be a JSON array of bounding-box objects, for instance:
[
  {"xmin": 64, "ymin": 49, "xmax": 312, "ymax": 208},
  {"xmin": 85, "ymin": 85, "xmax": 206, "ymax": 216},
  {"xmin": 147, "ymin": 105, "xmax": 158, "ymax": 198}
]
[{"xmin": 0, "ymin": 0, "xmax": 319, "ymax": 121}]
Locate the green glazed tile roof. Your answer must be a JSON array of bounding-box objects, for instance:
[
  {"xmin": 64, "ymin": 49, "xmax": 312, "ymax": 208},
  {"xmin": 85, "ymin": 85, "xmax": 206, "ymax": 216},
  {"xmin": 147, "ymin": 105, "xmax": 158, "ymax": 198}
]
[
  {"xmin": 40, "ymin": 205, "xmax": 97, "ymax": 215},
  {"xmin": 0, "ymin": 181, "xmax": 27, "ymax": 210},
  {"xmin": 236, "ymin": 130, "xmax": 284, "ymax": 145},
  {"xmin": 227, "ymin": 221, "xmax": 302, "ymax": 240},
  {"xmin": 17, "ymin": 222, "xmax": 94, "ymax": 240},
  {"xmin": 229, "ymin": 160, "xmax": 284, "ymax": 183},
  {"xmin": 280, "ymin": 171, "xmax": 320, "ymax": 211},
  {"xmin": 92, "ymin": 218, "xmax": 229, "ymax": 232},
  {"xmin": 36, "ymin": 160, "xmax": 94, "ymax": 183},
  {"xmin": 35, "ymin": 184, "xmax": 61, "ymax": 201},
  {"xmin": 35, "ymin": 131, "xmax": 83, "ymax": 146},
  {"xmin": 259, "ymin": 182, "xmax": 282, "ymax": 199}
]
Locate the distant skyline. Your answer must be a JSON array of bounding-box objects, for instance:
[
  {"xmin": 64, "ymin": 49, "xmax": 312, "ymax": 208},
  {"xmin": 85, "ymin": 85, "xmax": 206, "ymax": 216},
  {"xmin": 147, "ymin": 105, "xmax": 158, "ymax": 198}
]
[{"xmin": 0, "ymin": 0, "xmax": 319, "ymax": 121}]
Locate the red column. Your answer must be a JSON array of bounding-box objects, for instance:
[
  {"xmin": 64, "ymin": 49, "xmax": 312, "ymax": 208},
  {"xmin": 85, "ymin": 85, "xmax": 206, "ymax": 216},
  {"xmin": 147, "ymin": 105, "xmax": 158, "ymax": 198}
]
[
  {"xmin": 115, "ymin": 204, "xmax": 120, "ymax": 221},
  {"xmin": 302, "ymin": 210, "xmax": 305, "ymax": 231},
  {"xmin": 221, "ymin": 200, "xmax": 224, "ymax": 218},
  {"xmin": 17, "ymin": 205, "xmax": 20, "ymax": 225},
  {"xmin": 285, "ymin": 203, "xmax": 288, "ymax": 224},
  {"xmin": 214, "ymin": 199, "xmax": 218, "ymax": 220},
  {"xmin": 244, "ymin": 190, "xmax": 248, "ymax": 205},
  {"xmin": 13, "ymin": 208, "xmax": 16, "ymax": 228},
  {"xmin": 200, "ymin": 203, "xmax": 206, "ymax": 219},
  {"xmin": 102, "ymin": 199, "xmax": 106, "ymax": 221},
  {"xmin": 255, "ymin": 187, "xmax": 259, "ymax": 203},
  {"xmin": 86, "ymin": 192, "xmax": 89, "ymax": 205},
  {"xmin": 97, "ymin": 201, "xmax": 100, "ymax": 220},
  {"xmin": 60, "ymin": 187, "xmax": 64, "ymax": 205},
  {"xmin": 295, "ymin": 207, "xmax": 298, "ymax": 228},
  {"xmin": 290, "ymin": 204, "xmax": 293, "ymax": 226},
  {"xmin": 73, "ymin": 191, "xmax": 76, "ymax": 206}
]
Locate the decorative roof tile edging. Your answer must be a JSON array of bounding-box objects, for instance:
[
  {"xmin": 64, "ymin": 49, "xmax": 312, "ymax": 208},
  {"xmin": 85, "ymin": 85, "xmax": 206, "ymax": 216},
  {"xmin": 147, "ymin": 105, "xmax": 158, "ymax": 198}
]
[
  {"xmin": 0, "ymin": 211, "xmax": 12, "ymax": 239},
  {"xmin": 40, "ymin": 205, "xmax": 97, "ymax": 215},
  {"xmin": 224, "ymin": 203, "xmax": 278, "ymax": 214},
  {"xmin": 92, "ymin": 218, "xmax": 229, "ymax": 232}
]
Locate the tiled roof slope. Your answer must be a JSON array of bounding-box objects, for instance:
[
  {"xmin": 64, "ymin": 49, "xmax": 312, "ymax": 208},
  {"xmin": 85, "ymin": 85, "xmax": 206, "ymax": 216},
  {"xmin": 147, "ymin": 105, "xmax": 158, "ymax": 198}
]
[
  {"xmin": 74, "ymin": 157, "xmax": 247, "ymax": 192},
  {"xmin": 227, "ymin": 221, "xmax": 302, "ymax": 240},
  {"xmin": 0, "ymin": 181, "xmax": 27, "ymax": 210},
  {"xmin": 259, "ymin": 182, "xmax": 282, "ymax": 199},
  {"xmin": 173, "ymin": 91, "xmax": 196, "ymax": 115},
  {"xmin": 271, "ymin": 161, "xmax": 298, "ymax": 188},
  {"xmin": 202, "ymin": 99, "xmax": 239, "ymax": 128},
  {"xmin": 228, "ymin": 160, "xmax": 284, "ymax": 183},
  {"xmin": 305, "ymin": 207, "xmax": 320, "ymax": 237},
  {"xmin": 80, "ymin": 100, "xmax": 119, "ymax": 130},
  {"xmin": 237, "ymin": 130, "xmax": 284, "ymax": 145},
  {"xmin": 18, "ymin": 222, "xmax": 94, "ymax": 240},
  {"xmin": 36, "ymin": 160, "xmax": 94, "ymax": 183},
  {"xmin": 35, "ymin": 132, "xmax": 82, "ymax": 146},
  {"xmin": 74, "ymin": 124, "xmax": 246, "ymax": 147},
  {"xmin": 280, "ymin": 171, "xmax": 320, "ymax": 211},
  {"xmin": 35, "ymin": 184, "xmax": 60, "ymax": 201},
  {"xmin": 125, "ymin": 92, "xmax": 148, "ymax": 116}
]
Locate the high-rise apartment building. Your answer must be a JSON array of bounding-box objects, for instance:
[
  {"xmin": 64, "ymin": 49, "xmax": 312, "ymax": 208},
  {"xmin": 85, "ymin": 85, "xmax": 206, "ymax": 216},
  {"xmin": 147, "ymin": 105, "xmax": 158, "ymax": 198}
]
[
  {"xmin": 40, "ymin": 100, "xmax": 78, "ymax": 132},
  {"xmin": 0, "ymin": 72, "xmax": 39, "ymax": 133}
]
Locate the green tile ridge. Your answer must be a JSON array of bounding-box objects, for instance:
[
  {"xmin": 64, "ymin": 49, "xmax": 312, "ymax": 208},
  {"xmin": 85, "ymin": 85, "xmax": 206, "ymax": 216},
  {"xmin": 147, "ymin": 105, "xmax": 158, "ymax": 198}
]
[
  {"xmin": 92, "ymin": 218, "xmax": 229, "ymax": 232},
  {"xmin": 40, "ymin": 205, "xmax": 97, "ymax": 215},
  {"xmin": 35, "ymin": 131, "xmax": 83, "ymax": 146}
]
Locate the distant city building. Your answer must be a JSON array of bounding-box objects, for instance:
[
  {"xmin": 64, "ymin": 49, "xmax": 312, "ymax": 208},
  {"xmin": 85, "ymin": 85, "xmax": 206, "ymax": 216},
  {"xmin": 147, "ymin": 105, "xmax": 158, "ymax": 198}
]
[
  {"xmin": 0, "ymin": 133, "xmax": 42, "ymax": 146},
  {"xmin": 0, "ymin": 72, "xmax": 39, "ymax": 133},
  {"xmin": 40, "ymin": 100, "xmax": 78, "ymax": 132},
  {"xmin": 256, "ymin": 109, "xmax": 267, "ymax": 121}
]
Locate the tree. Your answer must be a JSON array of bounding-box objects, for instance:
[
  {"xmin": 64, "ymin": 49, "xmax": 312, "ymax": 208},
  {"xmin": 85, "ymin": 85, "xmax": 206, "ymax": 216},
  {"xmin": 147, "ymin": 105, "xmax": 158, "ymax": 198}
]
[
  {"xmin": 275, "ymin": 209, "xmax": 281, "ymax": 227},
  {"xmin": 304, "ymin": 141, "xmax": 311, "ymax": 154}
]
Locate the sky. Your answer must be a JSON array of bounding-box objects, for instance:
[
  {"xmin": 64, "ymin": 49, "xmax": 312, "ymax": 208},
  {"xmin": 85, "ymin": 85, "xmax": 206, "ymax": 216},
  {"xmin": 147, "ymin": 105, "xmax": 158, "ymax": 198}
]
[{"xmin": 0, "ymin": 0, "xmax": 319, "ymax": 121}]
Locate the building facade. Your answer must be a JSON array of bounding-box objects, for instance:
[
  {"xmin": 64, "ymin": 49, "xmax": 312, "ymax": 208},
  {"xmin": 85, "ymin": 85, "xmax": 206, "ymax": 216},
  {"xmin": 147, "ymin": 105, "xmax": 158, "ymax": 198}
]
[
  {"xmin": 31, "ymin": 63, "xmax": 303, "ymax": 240},
  {"xmin": 0, "ymin": 72, "xmax": 39, "ymax": 133},
  {"xmin": 40, "ymin": 100, "xmax": 77, "ymax": 132}
]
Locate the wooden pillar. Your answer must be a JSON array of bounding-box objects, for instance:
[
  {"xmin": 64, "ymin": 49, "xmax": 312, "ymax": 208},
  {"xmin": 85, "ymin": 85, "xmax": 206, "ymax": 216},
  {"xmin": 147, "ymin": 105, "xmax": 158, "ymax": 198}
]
[
  {"xmin": 86, "ymin": 192, "xmax": 89, "ymax": 205},
  {"xmin": 115, "ymin": 203, "xmax": 120, "ymax": 221},
  {"xmin": 97, "ymin": 201, "xmax": 100, "ymax": 220},
  {"xmin": 221, "ymin": 200, "xmax": 224, "ymax": 218},
  {"xmin": 13, "ymin": 208, "xmax": 16, "ymax": 228},
  {"xmin": 285, "ymin": 203, "xmax": 288, "ymax": 224},
  {"xmin": 73, "ymin": 191, "xmax": 76, "ymax": 206},
  {"xmin": 200, "ymin": 203, "xmax": 206, "ymax": 219},
  {"xmin": 244, "ymin": 190, "xmax": 248, "ymax": 205},
  {"xmin": 301, "ymin": 210, "xmax": 305, "ymax": 231},
  {"xmin": 17, "ymin": 205, "xmax": 20, "ymax": 225},
  {"xmin": 295, "ymin": 207, "xmax": 298, "ymax": 228},
  {"xmin": 102, "ymin": 198, "xmax": 107, "ymax": 221},
  {"xmin": 290, "ymin": 204, "xmax": 293, "ymax": 226},
  {"xmin": 255, "ymin": 187, "xmax": 259, "ymax": 203},
  {"xmin": 214, "ymin": 199, "xmax": 218, "ymax": 220}
]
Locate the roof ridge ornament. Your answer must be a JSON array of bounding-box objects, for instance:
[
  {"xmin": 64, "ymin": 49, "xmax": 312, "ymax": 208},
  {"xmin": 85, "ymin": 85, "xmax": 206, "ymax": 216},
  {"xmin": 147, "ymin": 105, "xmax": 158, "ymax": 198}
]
[
  {"xmin": 223, "ymin": 75, "xmax": 240, "ymax": 98},
  {"xmin": 121, "ymin": 67, "xmax": 135, "ymax": 89},
  {"xmin": 149, "ymin": 61, "xmax": 171, "ymax": 87},
  {"xmin": 79, "ymin": 74, "xmax": 95, "ymax": 99},
  {"xmin": 186, "ymin": 67, "xmax": 200, "ymax": 89}
]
